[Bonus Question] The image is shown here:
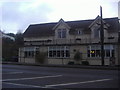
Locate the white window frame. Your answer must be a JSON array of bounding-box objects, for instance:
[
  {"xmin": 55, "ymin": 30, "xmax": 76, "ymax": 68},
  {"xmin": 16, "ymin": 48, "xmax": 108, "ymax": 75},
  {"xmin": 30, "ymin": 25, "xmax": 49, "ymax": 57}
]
[
  {"xmin": 93, "ymin": 29, "xmax": 100, "ymax": 38},
  {"xmin": 48, "ymin": 46, "xmax": 70, "ymax": 58},
  {"xmin": 24, "ymin": 47, "xmax": 38, "ymax": 58},
  {"xmin": 87, "ymin": 45, "xmax": 114, "ymax": 58},
  {"xmin": 57, "ymin": 29, "xmax": 66, "ymax": 38}
]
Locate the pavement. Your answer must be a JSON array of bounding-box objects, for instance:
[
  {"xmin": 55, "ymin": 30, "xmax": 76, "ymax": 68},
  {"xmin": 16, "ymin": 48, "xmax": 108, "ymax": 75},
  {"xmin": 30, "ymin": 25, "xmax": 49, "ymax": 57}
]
[
  {"xmin": 1, "ymin": 61, "xmax": 120, "ymax": 70},
  {"xmin": 2, "ymin": 64, "xmax": 119, "ymax": 89}
]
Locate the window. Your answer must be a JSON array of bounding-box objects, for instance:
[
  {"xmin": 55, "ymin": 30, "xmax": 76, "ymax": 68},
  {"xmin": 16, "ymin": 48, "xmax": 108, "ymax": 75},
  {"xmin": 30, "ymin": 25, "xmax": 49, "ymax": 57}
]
[
  {"xmin": 49, "ymin": 51, "xmax": 52, "ymax": 57},
  {"xmin": 93, "ymin": 28, "xmax": 100, "ymax": 38},
  {"xmin": 105, "ymin": 50, "xmax": 110, "ymax": 57},
  {"xmin": 48, "ymin": 46, "xmax": 70, "ymax": 58},
  {"xmin": 104, "ymin": 45, "xmax": 114, "ymax": 57},
  {"xmin": 24, "ymin": 51, "xmax": 28, "ymax": 57},
  {"xmin": 57, "ymin": 51, "xmax": 60, "ymax": 57},
  {"xmin": 87, "ymin": 45, "xmax": 101, "ymax": 58},
  {"xmin": 24, "ymin": 51, "xmax": 34, "ymax": 58},
  {"xmin": 94, "ymin": 30, "xmax": 99, "ymax": 38},
  {"xmin": 112, "ymin": 50, "xmax": 114, "ymax": 57},
  {"xmin": 24, "ymin": 47, "xmax": 37, "ymax": 58},
  {"xmin": 58, "ymin": 29, "xmax": 66, "ymax": 38},
  {"xmin": 87, "ymin": 45, "xmax": 114, "ymax": 58},
  {"xmin": 91, "ymin": 50, "xmax": 96, "ymax": 57},
  {"xmin": 87, "ymin": 50, "xmax": 90, "ymax": 57},
  {"xmin": 66, "ymin": 50, "xmax": 70, "ymax": 57},
  {"xmin": 53, "ymin": 50, "xmax": 57, "ymax": 57},
  {"xmin": 96, "ymin": 50, "xmax": 101, "ymax": 57},
  {"xmin": 77, "ymin": 30, "xmax": 83, "ymax": 35}
]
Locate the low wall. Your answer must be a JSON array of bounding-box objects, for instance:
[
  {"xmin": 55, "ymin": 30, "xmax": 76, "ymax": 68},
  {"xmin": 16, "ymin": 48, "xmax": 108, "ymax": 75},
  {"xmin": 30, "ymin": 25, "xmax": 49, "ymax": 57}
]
[{"xmin": 48, "ymin": 58, "xmax": 69, "ymax": 65}]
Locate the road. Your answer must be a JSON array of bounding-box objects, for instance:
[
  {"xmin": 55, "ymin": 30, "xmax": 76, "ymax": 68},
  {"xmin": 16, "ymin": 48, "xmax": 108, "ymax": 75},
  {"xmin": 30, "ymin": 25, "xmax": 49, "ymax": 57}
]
[{"xmin": 2, "ymin": 64, "xmax": 119, "ymax": 89}]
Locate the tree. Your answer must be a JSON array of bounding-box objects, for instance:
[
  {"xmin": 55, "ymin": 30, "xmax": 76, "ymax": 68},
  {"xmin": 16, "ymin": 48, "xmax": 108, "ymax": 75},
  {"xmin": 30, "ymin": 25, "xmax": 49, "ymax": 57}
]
[
  {"xmin": 13, "ymin": 32, "xmax": 24, "ymax": 61},
  {"xmin": 2, "ymin": 37, "xmax": 16, "ymax": 61},
  {"xmin": 15, "ymin": 32, "xmax": 24, "ymax": 47},
  {"xmin": 74, "ymin": 51, "xmax": 82, "ymax": 64},
  {"xmin": 2, "ymin": 32, "xmax": 24, "ymax": 62},
  {"xmin": 6, "ymin": 33, "xmax": 15, "ymax": 37}
]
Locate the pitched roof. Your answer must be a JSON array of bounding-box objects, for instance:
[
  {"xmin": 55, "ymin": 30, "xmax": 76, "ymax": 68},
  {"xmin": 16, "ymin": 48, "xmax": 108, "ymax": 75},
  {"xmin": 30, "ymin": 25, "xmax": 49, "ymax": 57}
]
[
  {"xmin": 104, "ymin": 17, "xmax": 119, "ymax": 32},
  {"xmin": 24, "ymin": 17, "xmax": 119, "ymax": 37},
  {"xmin": 52, "ymin": 18, "xmax": 71, "ymax": 30}
]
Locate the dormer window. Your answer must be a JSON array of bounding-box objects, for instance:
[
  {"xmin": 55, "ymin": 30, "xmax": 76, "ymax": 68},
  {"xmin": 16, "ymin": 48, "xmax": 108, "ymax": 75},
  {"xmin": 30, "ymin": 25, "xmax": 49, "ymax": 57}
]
[
  {"xmin": 93, "ymin": 29, "xmax": 100, "ymax": 38},
  {"xmin": 58, "ymin": 29, "xmax": 66, "ymax": 38}
]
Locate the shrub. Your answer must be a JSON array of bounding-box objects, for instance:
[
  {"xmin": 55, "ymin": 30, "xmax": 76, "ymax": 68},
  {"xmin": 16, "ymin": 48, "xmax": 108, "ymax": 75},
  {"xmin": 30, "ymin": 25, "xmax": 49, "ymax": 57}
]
[
  {"xmin": 35, "ymin": 52, "xmax": 47, "ymax": 64},
  {"xmin": 74, "ymin": 51, "xmax": 82, "ymax": 64},
  {"xmin": 82, "ymin": 61, "xmax": 89, "ymax": 65},
  {"xmin": 74, "ymin": 51, "xmax": 81, "ymax": 61},
  {"xmin": 68, "ymin": 61, "xmax": 74, "ymax": 65}
]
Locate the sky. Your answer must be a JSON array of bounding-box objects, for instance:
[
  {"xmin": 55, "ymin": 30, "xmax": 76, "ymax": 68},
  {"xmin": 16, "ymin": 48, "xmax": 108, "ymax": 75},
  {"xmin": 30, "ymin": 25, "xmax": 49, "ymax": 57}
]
[{"xmin": 0, "ymin": 0, "xmax": 119, "ymax": 34}]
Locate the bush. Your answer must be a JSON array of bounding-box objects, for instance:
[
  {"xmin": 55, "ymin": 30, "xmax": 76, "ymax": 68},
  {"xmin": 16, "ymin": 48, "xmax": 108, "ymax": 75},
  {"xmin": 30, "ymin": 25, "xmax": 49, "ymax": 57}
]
[
  {"xmin": 74, "ymin": 52, "xmax": 81, "ymax": 61},
  {"xmin": 74, "ymin": 51, "xmax": 81, "ymax": 61},
  {"xmin": 74, "ymin": 51, "xmax": 82, "ymax": 64},
  {"xmin": 35, "ymin": 52, "xmax": 47, "ymax": 64},
  {"xmin": 68, "ymin": 61, "xmax": 74, "ymax": 65},
  {"xmin": 82, "ymin": 61, "xmax": 89, "ymax": 65}
]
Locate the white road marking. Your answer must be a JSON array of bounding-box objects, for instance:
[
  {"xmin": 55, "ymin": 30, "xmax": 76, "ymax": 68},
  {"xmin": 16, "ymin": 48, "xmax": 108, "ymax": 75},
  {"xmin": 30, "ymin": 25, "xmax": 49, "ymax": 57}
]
[
  {"xmin": 45, "ymin": 78, "xmax": 112, "ymax": 87},
  {"xmin": 3, "ymin": 82, "xmax": 44, "ymax": 88},
  {"xmin": 3, "ymin": 72, "xmax": 23, "ymax": 74},
  {"xmin": 1, "ymin": 75, "xmax": 62, "ymax": 82}
]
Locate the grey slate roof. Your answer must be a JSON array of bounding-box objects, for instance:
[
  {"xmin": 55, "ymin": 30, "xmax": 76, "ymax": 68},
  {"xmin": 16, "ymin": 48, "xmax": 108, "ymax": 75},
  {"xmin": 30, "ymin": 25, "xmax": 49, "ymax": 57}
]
[{"xmin": 24, "ymin": 17, "xmax": 119, "ymax": 37}]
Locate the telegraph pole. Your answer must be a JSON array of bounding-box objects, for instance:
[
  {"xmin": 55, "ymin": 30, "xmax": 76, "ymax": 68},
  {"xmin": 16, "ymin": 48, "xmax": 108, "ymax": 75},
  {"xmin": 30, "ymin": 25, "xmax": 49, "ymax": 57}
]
[
  {"xmin": 118, "ymin": 31, "xmax": 120, "ymax": 66},
  {"xmin": 100, "ymin": 6, "xmax": 104, "ymax": 66}
]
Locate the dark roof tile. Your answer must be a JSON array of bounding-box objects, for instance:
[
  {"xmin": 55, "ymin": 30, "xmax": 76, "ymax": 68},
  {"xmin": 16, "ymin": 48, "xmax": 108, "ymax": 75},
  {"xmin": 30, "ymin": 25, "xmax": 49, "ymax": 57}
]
[{"xmin": 24, "ymin": 17, "xmax": 119, "ymax": 37}]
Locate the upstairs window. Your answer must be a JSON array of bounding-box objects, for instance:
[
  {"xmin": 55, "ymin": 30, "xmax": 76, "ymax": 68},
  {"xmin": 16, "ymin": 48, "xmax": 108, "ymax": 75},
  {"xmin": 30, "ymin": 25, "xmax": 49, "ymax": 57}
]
[
  {"xmin": 58, "ymin": 29, "xmax": 66, "ymax": 38},
  {"xmin": 93, "ymin": 29, "xmax": 100, "ymax": 38},
  {"xmin": 77, "ymin": 30, "xmax": 83, "ymax": 35}
]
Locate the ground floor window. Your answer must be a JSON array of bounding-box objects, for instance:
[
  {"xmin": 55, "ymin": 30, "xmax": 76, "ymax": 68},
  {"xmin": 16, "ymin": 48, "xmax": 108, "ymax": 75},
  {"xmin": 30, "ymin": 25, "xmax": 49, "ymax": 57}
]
[
  {"xmin": 24, "ymin": 51, "xmax": 34, "ymax": 58},
  {"xmin": 48, "ymin": 46, "xmax": 70, "ymax": 58},
  {"xmin": 24, "ymin": 47, "xmax": 38, "ymax": 58},
  {"xmin": 87, "ymin": 45, "xmax": 114, "ymax": 58}
]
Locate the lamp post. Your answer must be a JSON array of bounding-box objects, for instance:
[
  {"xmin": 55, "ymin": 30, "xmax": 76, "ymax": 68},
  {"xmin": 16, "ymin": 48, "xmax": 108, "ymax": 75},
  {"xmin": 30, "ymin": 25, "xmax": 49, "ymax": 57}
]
[{"xmin": 100, "ymin": 6, "xmax": 104, "ymax": 66}]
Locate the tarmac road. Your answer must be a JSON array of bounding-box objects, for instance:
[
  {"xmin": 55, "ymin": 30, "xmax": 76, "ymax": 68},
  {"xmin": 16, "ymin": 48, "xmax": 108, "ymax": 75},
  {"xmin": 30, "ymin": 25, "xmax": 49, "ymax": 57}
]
[{"xmin": 2, "ymin": 64, "xmax": 119, "ymax": 89}]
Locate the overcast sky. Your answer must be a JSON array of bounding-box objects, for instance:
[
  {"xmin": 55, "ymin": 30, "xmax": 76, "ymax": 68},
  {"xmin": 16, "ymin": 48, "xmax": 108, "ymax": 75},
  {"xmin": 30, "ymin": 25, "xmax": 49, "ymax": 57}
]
[{"xmin": 0, "ymin": 0, "xmax": 119, "ymax": 34}]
